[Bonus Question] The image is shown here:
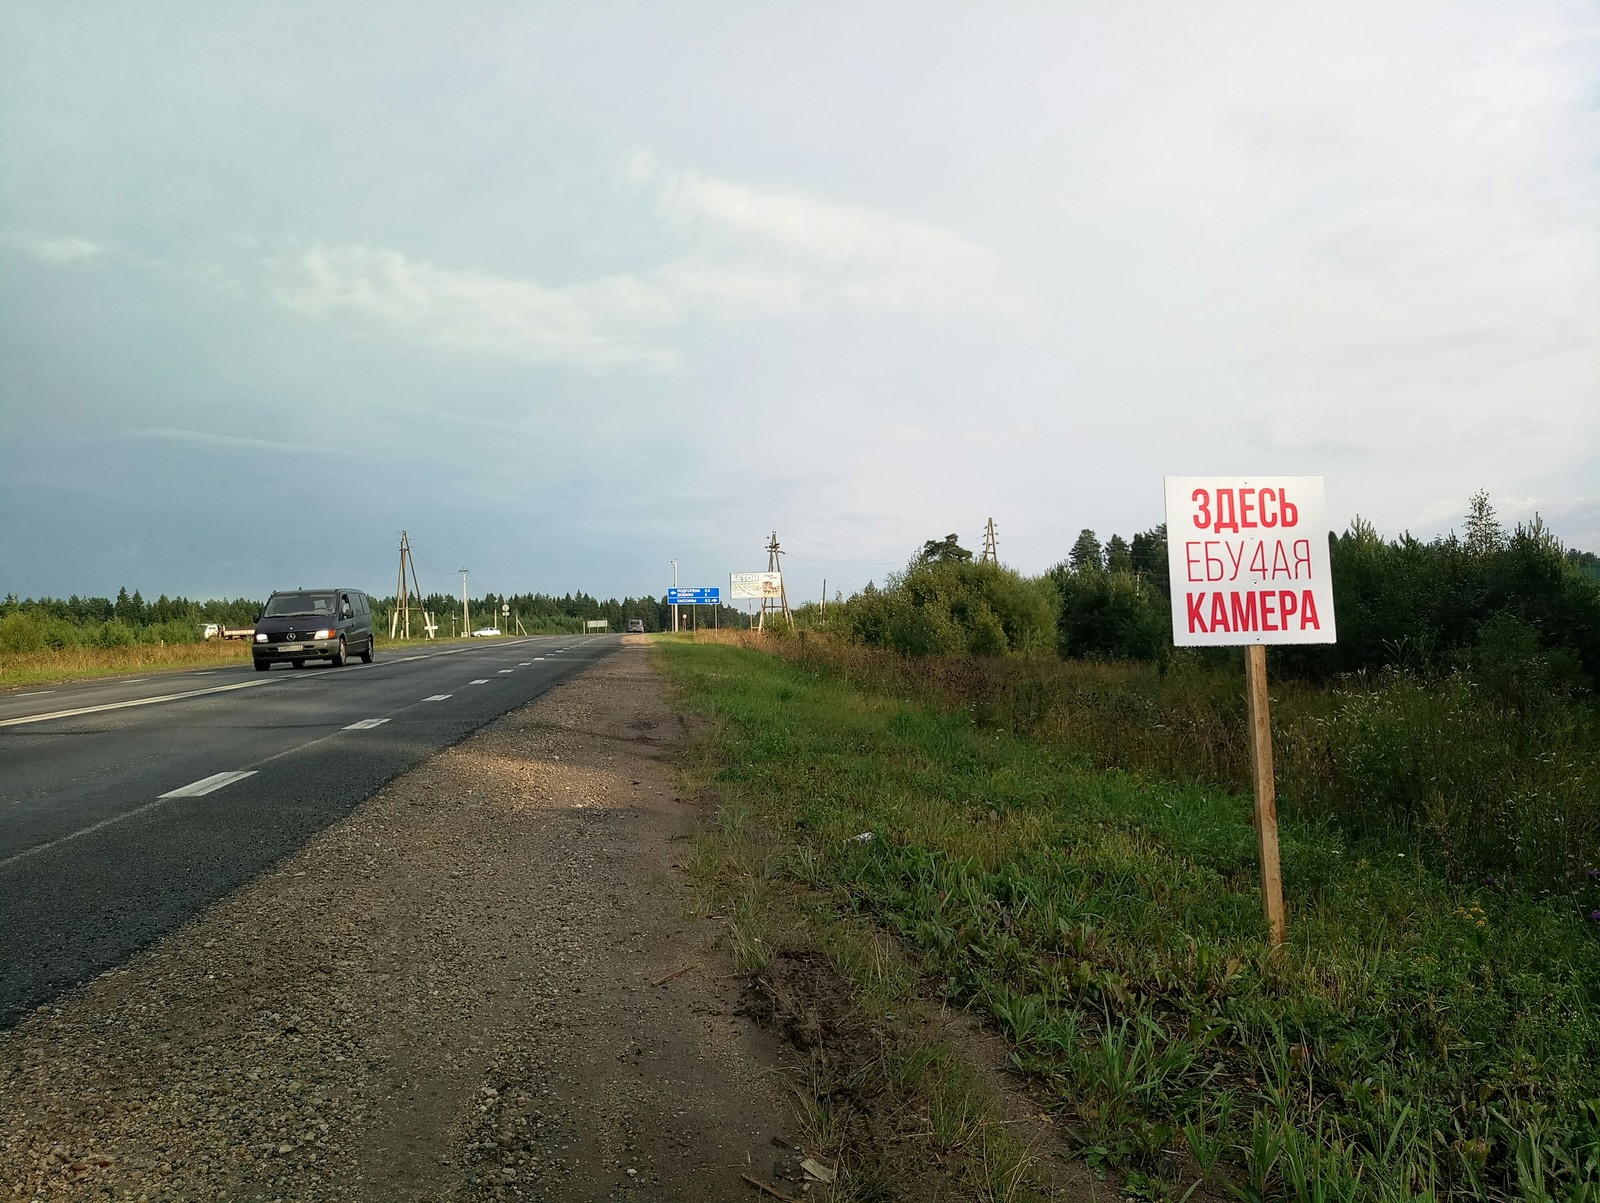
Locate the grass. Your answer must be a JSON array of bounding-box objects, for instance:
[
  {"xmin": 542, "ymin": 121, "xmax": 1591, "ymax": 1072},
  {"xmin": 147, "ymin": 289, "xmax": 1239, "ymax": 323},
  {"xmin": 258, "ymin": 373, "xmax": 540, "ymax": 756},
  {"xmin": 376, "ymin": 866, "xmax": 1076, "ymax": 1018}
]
[
  {"xmin": 657, "ymin": 637, "xmax": 1600, "ymax": 1202},
  {"xmin": 0, "ymin": 629, "xmax": 515, "ymax": 690},
  {"xmin": 0, "ymin": 639, "xmax": 253, "ymax": 689},
  {"xmin": 738, "ymin": 633, "xmax": 1600, "ymax": 897}
]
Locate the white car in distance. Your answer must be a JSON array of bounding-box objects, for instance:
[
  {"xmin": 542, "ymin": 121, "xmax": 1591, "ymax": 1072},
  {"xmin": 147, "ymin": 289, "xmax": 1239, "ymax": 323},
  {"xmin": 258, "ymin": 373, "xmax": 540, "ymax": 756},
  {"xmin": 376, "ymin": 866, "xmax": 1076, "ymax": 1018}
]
[{"xmin": 470, "ymin": 627, "xmax": 502, "ymax": 638}]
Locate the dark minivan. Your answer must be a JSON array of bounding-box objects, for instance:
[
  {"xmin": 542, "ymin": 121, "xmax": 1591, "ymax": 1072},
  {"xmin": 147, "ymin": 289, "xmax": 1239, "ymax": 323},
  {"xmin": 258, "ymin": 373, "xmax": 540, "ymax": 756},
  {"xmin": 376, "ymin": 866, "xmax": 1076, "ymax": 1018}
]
[{"xmin": 253, "ymin": 588, "xmax": 375, "ymax": 671}]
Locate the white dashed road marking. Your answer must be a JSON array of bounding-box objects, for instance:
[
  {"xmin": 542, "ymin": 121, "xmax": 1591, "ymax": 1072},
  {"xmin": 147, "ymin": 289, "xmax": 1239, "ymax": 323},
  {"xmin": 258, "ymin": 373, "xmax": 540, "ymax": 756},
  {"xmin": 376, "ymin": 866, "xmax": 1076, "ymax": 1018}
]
[
  {"xmin": 158, "ymin": 771, "xmax": 258, "ymax": 799},
  {"xmin": 469, "ymin": 679, "xmax": 490, "ymax": 685},
  {"xmin": 423, "ymin": 694, "xmax": 452, "ymax": 702},
  {"xmin": 343, "ymin": 718, "xmax": 390, "ymax": 730},
  {"xmin": 497, "ymin": 669, "xmax": 513, "ymax": 674}
]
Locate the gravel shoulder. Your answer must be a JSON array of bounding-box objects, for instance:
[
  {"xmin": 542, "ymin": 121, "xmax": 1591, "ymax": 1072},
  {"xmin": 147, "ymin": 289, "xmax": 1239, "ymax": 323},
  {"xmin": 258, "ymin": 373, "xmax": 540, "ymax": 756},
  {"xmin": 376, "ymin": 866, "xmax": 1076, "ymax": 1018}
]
[{"xmin": 1, "ymin": 639, "xmax": 805, "ymax": 1202}]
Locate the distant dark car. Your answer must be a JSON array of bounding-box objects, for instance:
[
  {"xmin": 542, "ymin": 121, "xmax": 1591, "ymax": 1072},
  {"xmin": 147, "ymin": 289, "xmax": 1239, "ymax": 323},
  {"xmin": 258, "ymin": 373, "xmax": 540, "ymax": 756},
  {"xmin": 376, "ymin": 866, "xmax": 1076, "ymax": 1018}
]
[
  {"xmin": 626, "ymin": 619, "xmax": 646, "ymax": 634},
  {"xmin": 253, "ymin": 588, "xmax": 374, "ymax": 670}
]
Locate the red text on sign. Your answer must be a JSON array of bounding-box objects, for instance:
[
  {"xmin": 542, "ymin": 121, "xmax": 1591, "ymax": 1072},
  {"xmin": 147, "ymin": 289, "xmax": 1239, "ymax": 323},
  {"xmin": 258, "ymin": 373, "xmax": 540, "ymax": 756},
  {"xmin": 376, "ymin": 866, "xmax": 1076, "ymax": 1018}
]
[
  {"xmin": 1184, "ymin": 589, "xmax": 1323, "ymax": 635},
  {"xmin": 1183, "ymin": 539, "xmax": 1312, "ymax": 583},
  {"xmin": 1190, "ymin": 487, "xmax": 1298, "ymax": 533}
]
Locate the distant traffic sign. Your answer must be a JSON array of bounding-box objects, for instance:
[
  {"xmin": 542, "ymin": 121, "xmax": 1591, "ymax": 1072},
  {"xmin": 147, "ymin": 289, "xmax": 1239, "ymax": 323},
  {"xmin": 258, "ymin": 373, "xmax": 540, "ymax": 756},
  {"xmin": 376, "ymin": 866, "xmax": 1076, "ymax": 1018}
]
[{"xmin": 667, "ymin": 587, "xmax": 721, "ymax": 605}]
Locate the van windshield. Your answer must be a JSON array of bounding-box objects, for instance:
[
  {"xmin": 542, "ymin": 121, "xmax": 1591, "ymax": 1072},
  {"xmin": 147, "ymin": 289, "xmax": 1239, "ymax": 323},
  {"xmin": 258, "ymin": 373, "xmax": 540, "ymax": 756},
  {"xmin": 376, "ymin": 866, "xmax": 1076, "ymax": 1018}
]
[{"xmin": 264, "ymin": 592, "xmax": 336, "ymax": 617}]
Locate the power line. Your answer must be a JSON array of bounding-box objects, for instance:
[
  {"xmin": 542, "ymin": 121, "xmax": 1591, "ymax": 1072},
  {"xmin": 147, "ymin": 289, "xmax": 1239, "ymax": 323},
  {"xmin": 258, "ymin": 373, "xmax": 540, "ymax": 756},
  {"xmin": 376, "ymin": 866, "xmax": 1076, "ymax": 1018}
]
[{"xmin": 785, "ymin": 553, "xmax": 912, "ymax": 565}]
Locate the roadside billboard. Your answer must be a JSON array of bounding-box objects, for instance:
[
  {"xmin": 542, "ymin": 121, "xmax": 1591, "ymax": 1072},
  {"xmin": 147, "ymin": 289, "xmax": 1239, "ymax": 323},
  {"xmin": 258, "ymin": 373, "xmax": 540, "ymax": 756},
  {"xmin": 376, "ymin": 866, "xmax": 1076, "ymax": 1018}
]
[
  {"xmin": 730, "ymin": 572, "xmax": 782, "ymax": 600},
  {"xmin": 1163, "ymin": 476, "xmax": 1337, "ymax": 647}
]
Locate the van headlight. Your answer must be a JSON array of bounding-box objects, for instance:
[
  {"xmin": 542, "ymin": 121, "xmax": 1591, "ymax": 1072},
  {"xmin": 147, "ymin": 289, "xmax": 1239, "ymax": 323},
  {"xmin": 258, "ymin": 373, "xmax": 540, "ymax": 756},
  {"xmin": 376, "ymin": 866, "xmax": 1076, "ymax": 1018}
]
[
  {"xmin": 314, "ymin": 629, "xmax": 335, "ymax": 640},
  {"xmin": 255, "ymin": 633, "xmax": 267, "ymax": 643}
]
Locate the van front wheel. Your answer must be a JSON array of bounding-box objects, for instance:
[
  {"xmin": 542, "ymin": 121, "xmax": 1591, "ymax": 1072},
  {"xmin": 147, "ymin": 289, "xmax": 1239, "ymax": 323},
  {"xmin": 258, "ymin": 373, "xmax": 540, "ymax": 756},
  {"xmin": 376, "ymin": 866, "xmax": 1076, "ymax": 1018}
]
[{"xmin": 329, "ymin": 637, "xmax": 347, "ymax": 668}]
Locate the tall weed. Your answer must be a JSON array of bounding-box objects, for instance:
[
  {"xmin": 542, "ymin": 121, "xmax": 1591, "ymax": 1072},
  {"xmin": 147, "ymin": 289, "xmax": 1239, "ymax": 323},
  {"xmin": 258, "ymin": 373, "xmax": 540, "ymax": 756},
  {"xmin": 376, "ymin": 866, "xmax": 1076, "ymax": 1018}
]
[{"xmin": 721, "ymin": 632, "xmax": 1600, "ymax": 894}]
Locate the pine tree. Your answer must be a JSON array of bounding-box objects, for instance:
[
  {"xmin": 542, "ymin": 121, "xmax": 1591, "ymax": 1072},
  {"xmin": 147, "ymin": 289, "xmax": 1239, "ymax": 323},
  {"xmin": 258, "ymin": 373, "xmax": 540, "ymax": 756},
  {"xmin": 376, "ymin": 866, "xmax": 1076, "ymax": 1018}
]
[
  {"xmin": 1069, "ymin": 529, "xmax": 1103, "ymax": 573},
  {"xmin": 1105, "ymin": 534, "xmax": 1133, "ymax": 574},
  {"xmin": 1464, "ymin": 490, "xmax": 1504, "ymax": 556},
  {"xmin": 920, "ymin": 534, "xmax": 973, "ymax": 564}
]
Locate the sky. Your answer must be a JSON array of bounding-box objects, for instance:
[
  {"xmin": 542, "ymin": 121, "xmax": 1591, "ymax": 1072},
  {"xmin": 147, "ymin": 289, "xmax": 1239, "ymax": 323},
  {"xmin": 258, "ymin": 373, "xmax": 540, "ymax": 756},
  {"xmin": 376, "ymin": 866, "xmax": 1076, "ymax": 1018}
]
[{"xmin": 2, "ymin": 1, "xmax": 1596, "ymax": 606}]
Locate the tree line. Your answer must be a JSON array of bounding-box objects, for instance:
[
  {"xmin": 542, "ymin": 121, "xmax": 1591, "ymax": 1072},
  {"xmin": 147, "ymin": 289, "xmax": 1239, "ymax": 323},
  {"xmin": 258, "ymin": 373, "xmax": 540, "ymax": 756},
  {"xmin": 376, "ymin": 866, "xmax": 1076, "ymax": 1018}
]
[
  {"xmin": 831, "ymin": 492, "xmax": 1600, "ymax": 701},
  {"xmin": 374, "ymin": 590, "xmax": 743, "ymax": 635},
  {"xmin": 0, "ymin": 585, "xmax": 746, "ymax": 651}
]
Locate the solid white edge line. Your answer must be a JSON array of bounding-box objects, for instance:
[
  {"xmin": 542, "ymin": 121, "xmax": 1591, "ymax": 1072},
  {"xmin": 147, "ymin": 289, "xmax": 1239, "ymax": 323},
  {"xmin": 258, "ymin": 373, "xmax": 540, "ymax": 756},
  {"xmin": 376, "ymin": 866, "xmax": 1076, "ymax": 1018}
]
[
  {"xmin": 158, "ymin": 770, "xmax": 258, "ymax": 799},
  {"xmin": 0, "ymin": 678, "xmax": 273, "ymax": 728}
]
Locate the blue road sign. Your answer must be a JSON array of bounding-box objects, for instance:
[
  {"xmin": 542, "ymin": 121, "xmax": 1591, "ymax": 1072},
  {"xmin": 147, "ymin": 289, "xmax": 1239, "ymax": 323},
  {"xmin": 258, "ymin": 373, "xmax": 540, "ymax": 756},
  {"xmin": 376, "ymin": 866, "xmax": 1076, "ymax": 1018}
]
[{"xmin": 667, "ymin": 587, "xmax": 721, "ymax": 605}]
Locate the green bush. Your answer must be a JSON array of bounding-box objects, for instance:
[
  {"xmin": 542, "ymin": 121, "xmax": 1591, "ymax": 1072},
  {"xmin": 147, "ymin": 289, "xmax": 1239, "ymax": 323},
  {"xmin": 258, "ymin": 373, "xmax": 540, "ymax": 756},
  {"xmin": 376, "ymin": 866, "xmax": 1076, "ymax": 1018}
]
[
  {"xmin": 93, "ymin": 620, "xmax": 137, "ymax": 648},
  {"xmin": 1048, "ymin": 565, "xmax": 1169, "ymax": 661},
  {"xmin": 0, "ymin": 612, "xmax": 47, "ymax": 653},
  {"xmin": 845, "ymin": 561, "xmax": 1055, "ymax": 657}
]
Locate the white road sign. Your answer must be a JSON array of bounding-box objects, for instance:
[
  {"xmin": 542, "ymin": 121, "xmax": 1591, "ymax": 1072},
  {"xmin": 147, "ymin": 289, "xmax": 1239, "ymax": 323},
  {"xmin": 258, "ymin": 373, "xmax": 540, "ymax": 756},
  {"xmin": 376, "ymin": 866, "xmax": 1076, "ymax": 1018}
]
[
  {"xmin": 1163, "ymin": 476, "xmax": 1337, "ymax": 647},
  {"xmin": 730, "ymin": 572, "xmax": 782, "ymax": 600}
]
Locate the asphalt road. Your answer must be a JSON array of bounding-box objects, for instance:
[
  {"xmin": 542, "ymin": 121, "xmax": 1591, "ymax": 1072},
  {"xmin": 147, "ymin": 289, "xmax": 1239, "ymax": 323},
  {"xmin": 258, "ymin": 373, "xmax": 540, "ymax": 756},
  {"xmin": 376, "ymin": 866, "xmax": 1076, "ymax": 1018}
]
[{"xmin": 0, "ymin": 634, "xmax": 618, "ymax": 1026}]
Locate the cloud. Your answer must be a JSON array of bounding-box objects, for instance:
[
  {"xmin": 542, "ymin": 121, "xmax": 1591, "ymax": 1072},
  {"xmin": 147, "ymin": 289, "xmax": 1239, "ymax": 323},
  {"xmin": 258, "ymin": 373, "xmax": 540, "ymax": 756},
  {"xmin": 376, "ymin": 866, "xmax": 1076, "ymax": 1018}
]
[
  {"xmin": 642, "ymin": 156, "xmax": 1021, "ymax": 316},
  {"xmin": 127, "ymin": 427, "xmax": 371, "ymax": 458},
  {"xmin": 274, "ymin": 159, "xmax": 1019, "ymax": 371},
  {"xmin": 1242, "ymin": 7, "xmax": 1599, "ymax": 482},
  {"xmin": 1252, "ymin": 196, "xmax": 1597, "ymax": 450},
  {"xmin": 4, "ymin": 234, "xmax": 106, "ymax": 263},
  {"xmin": 280, "ymin": 245, "xmax": 681, "ymax": 373}
]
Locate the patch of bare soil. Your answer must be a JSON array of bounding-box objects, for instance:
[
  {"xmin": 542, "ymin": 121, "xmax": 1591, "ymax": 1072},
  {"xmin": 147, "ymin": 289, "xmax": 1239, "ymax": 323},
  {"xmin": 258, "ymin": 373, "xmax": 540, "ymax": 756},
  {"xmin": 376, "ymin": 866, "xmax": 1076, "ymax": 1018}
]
[
  {"xmin": 751, "ymin": 949, "xmax": 1120, "ymax": 1203},
  {"xmin": 0, "ymin": 642, "xmax": 816, "ymax": 1202}
]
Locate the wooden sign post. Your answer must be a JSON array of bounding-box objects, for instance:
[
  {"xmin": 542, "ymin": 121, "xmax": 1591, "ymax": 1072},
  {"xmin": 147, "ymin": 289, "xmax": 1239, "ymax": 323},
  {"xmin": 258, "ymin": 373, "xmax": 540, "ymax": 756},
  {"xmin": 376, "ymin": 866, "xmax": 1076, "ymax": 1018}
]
[
  {"xmin": 1243, "ymin": 645, "xmax": 1286, "ymax": 945},
  {"xmin": 1164, "ymin": 477, "xmax": 1338, "ymax": 948}
]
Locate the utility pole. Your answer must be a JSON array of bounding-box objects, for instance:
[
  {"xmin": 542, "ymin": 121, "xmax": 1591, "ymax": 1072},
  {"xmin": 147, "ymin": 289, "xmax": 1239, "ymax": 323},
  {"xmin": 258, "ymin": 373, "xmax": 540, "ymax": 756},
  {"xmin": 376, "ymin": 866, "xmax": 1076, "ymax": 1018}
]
[
  {"xmin": 671, "ymin": 559, "xmax": 679, "ymax": 634},
  {"xmin": 981, "ymin": 517, "xmax": 999, "ymax": 565},
  {"xmin": 459, "ymin": 568, "xmax": 470, "ymax": 636},
  {"xmin": 392, "ymin": 531, "xmax": 428, "ymax": 640},
  {"xmin": 394, "ymin": 532, "xmax": 409, "ymax": 640},
  {"xmin": 759, "ymin": 531, "xmax": 792, "ymax": 631}
]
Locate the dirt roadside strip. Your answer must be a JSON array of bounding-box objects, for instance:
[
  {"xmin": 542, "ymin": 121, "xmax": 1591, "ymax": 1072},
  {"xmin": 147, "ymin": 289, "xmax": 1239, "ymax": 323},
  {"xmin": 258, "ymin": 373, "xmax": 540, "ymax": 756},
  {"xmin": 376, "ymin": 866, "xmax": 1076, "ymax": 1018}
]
[{"xmin": 1, "ymin": 638, "xmax": 817, "ymax": 1202}]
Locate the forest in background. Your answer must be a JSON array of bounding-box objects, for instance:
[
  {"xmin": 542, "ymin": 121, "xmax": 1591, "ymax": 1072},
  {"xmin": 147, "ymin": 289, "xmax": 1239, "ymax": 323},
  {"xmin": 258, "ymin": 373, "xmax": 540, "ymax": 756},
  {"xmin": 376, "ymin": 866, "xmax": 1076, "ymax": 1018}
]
[{"xmin": 0, "ymin": 585, "xmax": 740, "ymax": 651}]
